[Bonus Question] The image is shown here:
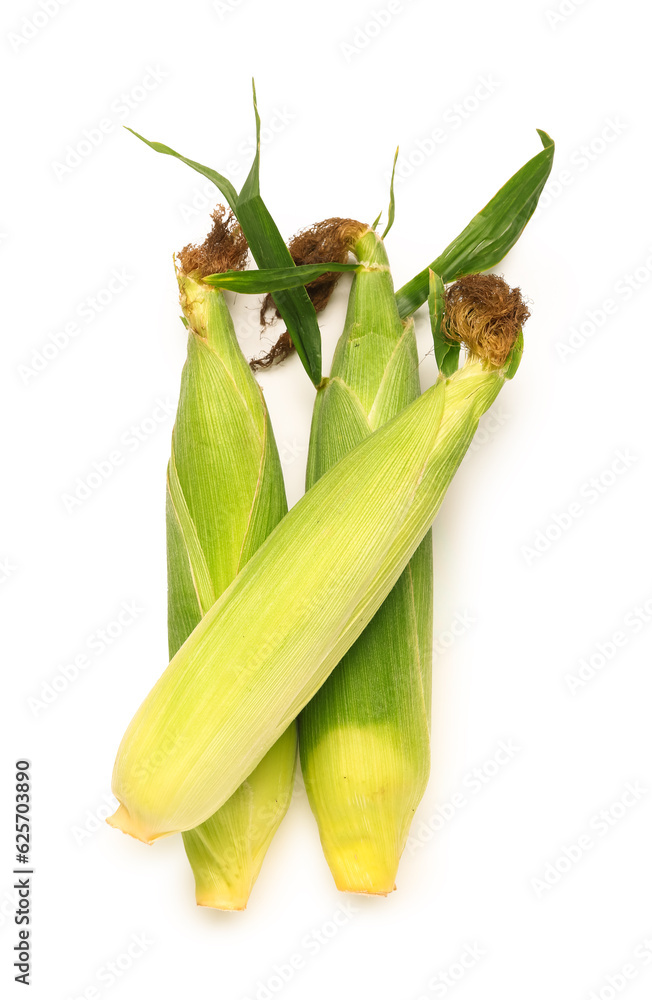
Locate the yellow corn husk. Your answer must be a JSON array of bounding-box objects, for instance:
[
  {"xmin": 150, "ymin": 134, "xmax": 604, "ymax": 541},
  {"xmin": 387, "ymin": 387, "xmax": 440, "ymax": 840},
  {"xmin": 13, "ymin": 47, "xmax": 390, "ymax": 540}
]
[
  {"xmin": 108, "ymin": 337, "xmax": 519, "ymax": 844},
  {"xmin": 183, "ymin": 725, "xmax": 296, "ymax": 910},
  {"xmin": 164, "ymin": 254, "xmax": 297, "ymax": 909},
  {"xmin": 299, "ymin": 225, "xmax": 432, "ymax": 895}
]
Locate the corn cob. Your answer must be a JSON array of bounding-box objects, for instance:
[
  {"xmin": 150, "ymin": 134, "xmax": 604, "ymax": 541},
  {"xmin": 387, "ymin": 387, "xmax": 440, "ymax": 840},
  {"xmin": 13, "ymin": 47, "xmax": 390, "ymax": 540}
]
[
  {"xmin": 166, "ymin": 211, "xmax": 296, "ymax": 909},
  {"xmin": 108, "ymin": 287, "xmax": 524, "ymax": 844},
  {"xmin": 299, "ymin": 222, "xmax": 432, "ymax": 895}
]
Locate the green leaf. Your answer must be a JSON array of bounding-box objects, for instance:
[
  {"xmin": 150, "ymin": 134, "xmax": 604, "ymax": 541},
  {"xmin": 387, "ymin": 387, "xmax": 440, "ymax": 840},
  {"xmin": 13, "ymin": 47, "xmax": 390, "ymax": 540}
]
[
  {"xmin": 395, "ymin": 130, "xmax": 555, "ymax": 319},
  {"xmin": 368, "ymin": 320, "xmax": 420, "ymax": 430},
  {"xmin": 306, "ymin": 376, "xmax": 374, "ymax": 485},
  {"xmin": 504, "ymin": 329, "xmax": 524, "ymax": 380},
  {"xmin": 167, "ymin": 453, "xmax": 216, "ymax": 623},
  {"xmin": 166, "ymin": 479, "xmax": 204, "ymax": 658},
  {"xmin": 125, "ymin": 81, "xmax": 324, "ymax": 385},
  {"xmin": 427, "ymin": 269, "xmax": 445, "ymax": 342},
  {"xmin": 202, "ymin": 262, "xmax": 359, "ymax": 293},
  {"xmin": 125, "ymin": 127, "xmax": 239, "ymax": 213},
  {"xmin": 381, "ymin": 147, "xmax": 399, "ymax": 240},
  {"xmin": 238, "ymin": 78, "xmax": 262, "ymax": 206},
  {"xmin": 428, "ymin": 269, "xmax": 459, "ymax": 377},
  {"xmin": 234, "ymin": 80, "xmax": 322, "ymax": 384}
]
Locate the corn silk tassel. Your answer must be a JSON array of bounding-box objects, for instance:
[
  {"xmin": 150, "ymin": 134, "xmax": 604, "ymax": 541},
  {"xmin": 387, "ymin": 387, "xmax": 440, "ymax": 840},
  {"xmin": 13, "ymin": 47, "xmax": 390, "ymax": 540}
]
[
  {"xmin": 166, "ymin": 209, "xmax": 296, "ymax": 909},
  {"xmin": 108, "ymin": 270, "xmax": 527, "ymax": 843},
  {"xmin": 298, "ymin": 220, "xmax": 433, "ymax": 895}
]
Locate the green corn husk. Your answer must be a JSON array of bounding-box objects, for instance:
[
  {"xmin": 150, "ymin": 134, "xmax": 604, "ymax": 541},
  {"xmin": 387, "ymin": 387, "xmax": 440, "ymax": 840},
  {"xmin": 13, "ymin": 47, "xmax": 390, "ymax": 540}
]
[
  {"xmin": 108, "ymin": 315, "xmax": 520, "ymax": 843},
  {"xmin": 167, "ymin": 263, "xmax": 296, "ymax": 909},
  {"xmin": 299, "ymin": 225, "xmax": 433, "ymax": 895}
]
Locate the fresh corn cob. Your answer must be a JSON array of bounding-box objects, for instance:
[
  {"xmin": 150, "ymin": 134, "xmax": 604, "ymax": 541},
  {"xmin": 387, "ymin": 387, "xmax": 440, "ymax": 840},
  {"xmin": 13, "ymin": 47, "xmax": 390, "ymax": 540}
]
[
  {"xmin": 299, "ymin": 222, "xmax": 432, "ymax": 895},
  {"xmin": 108, "ymin": 285, "xmax": 525, "ymax": 844},
  {"xmin": 166, "ymin": 211, "xmax": 297, "ymax": 909}
]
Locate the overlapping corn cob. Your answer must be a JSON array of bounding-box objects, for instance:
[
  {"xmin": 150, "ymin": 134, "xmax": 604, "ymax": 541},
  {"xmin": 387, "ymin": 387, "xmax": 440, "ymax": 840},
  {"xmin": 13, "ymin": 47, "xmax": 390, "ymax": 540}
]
[
  {"xmin": 299, "ymin": 221, "xmax": 433, "ymax": 895},
  {"xmin": 165, "ymin": 212, "xmax": 296, "ymax": 909},
  {"xmin": 108, "ymin": 306, "xmax": 523, "ymax": 844},
  {"xmin": 109, "ymin": 110, "xmax": 553, "ymax": 900}
]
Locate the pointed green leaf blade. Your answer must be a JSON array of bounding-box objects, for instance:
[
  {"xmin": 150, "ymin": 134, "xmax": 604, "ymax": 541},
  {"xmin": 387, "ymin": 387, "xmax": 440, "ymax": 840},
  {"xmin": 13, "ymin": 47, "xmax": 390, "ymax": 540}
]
[
  {"xmin": 125, "ymin": 127, "xmax": 239, "ymax": 212},
  {"xmin": 395, "ymin": 130, "xmax": 555, "ymax": 318},
  {"xmin": 381, "ymin": 147, "xmax": 399, "ymax": 240},
  {"xmin": 235, "ymin": 80, "xmax": 323, "ymax": 384},
  {"xmin": 166, "ymin": 478, "xmax": 205, "ymax": 658},
  {"xmin": 202, "ymin": 262, "xmax": 359, "ymax": 293},
  {"xmin": 428, "ymin": 269, "xmax": 459, "ymax": 377},
  {"xmin": 238, "ymin": 78, "xmax": 262, "ymax": 206}
]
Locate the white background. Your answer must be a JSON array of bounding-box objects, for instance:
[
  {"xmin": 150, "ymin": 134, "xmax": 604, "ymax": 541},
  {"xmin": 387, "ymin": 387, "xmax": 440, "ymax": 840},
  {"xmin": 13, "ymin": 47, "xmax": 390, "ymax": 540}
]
[{"xmin": 2, "ymin": 0, "xmax": 651, "ymax": 998}]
